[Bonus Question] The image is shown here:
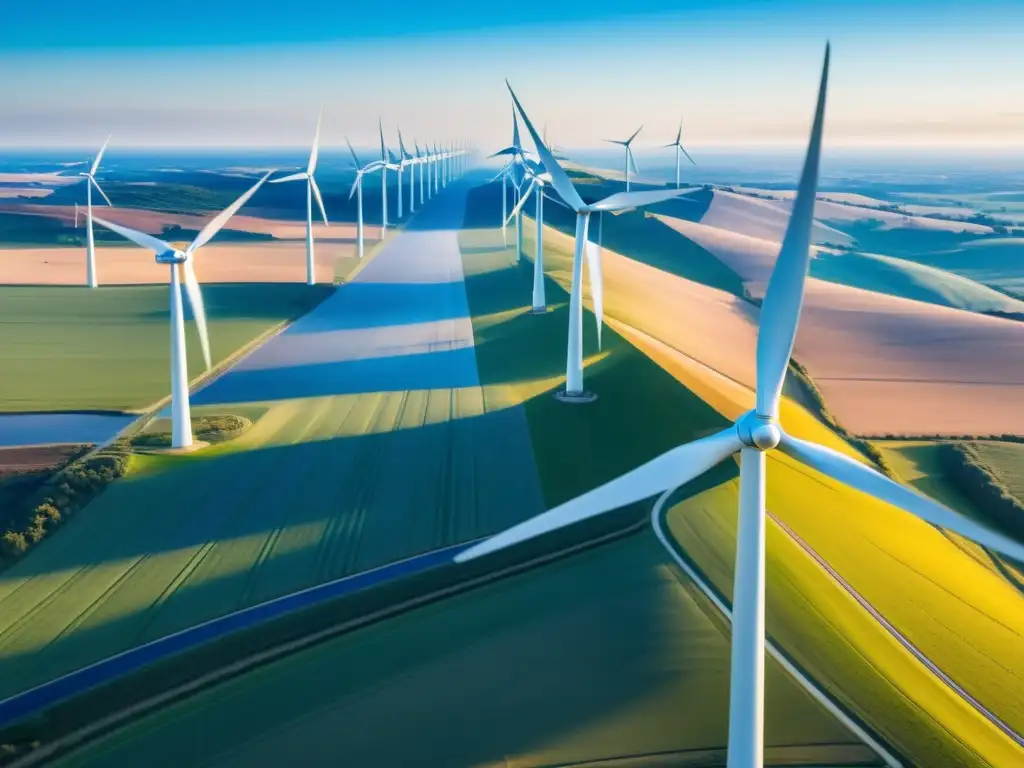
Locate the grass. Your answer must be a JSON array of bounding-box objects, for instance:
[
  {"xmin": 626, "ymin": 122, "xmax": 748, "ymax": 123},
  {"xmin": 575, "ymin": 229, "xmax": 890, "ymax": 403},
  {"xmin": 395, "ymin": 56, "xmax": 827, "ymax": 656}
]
[
  {"xmin": 0, "ymin": 284, "xmax": 333, "ymax": 412},
  {"xmin": 29, "ymin": 194, "xmax": 885, "ymax": 761},
  {"xmin": 510, "ymin": 193, "xmax": 1024, "ymax": 765},
  {"xmin": 810, "ymin": 248, "xmax": 1024, "ymax": 314},
  {"xmin": 967, "ymin": 441, "xmax": 1024, "ymax": 502},
  {"xmin": 130, "ymin": 414, "xmax": 253, "ymax": 448},
  {"xmin": 45, "ymin": 536, "xmax": 880, "ymax": 768}
]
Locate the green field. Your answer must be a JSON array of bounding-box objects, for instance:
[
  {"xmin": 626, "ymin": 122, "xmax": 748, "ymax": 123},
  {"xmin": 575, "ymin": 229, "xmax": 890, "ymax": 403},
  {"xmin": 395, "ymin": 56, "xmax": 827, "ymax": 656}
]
[
  {"xmin": 8, "ymin": 184, "xmax": 1024, "ymax": 766},
  {"xmin": 51, "ymin": 535, "xmax": 881, "ymax": 768},
  {"xmin": 0, "ymin": 284, "xmax": 331, "ymax": 412},
  {"xmin": 892, "ymin": 238, "xmax": 1024, "ymax": 300},
  {"xmin": 516, "ymin": 201, "xmax": 1024, "ymax": 765},
  {"xmin": 968, "ymin": 440, "xmax": 1024, "ymax": 501},
  {"xmin": 43, "ymin": 195, "xmax": 883, "ymax": 766},
  {"xmin": 810, "ymin": 248, "xmax": 1024, "ymax": 314}
]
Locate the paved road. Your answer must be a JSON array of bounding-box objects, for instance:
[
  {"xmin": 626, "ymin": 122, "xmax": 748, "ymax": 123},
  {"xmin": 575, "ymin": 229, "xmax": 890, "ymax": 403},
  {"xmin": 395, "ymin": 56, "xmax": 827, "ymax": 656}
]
[{"xmin": 0, "ymin": 180, "xmax": 546, "ymax": 701}]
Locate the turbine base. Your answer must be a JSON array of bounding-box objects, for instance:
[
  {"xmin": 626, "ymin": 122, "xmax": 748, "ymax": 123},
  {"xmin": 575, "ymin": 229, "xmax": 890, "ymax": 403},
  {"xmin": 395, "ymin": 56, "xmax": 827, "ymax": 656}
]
[
  {"xmin": 529, "ymin": 306, "xmax": 549, "ymax": 315},
  {"xmin": 554, "ymin": 390, "xmax": 598, "ymax": 404}
]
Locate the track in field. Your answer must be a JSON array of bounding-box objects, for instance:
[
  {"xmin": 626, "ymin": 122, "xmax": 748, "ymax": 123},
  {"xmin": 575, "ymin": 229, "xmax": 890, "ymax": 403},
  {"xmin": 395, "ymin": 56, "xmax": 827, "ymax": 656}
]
[{"xmin": 0, "ymin": 181, "xmax": 545, "ymax": 700}]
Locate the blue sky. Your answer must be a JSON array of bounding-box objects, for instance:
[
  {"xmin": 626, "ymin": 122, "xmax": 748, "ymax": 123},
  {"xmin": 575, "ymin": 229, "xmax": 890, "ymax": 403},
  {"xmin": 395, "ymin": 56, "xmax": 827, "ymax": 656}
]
[{"xmin": 3, "ymin": 0, "xmax": 1023, "ymax": 150}]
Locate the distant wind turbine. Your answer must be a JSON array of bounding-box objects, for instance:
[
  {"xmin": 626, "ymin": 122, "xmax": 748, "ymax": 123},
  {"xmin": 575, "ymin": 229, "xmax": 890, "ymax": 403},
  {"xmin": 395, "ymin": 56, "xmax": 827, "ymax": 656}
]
[
  {"xmin": 80, "ymin": 136, "xmax": 113, "ymax": 288},
  {"xmin": 664, "ymin": 120, "xmax": 696, "ymax": 189},
  {"xmin": 395, "ymin": 128, "xmax": 416, "ymax": 218},
  {"xmin": 490, "ymin": 109, "xmax": 528, "ymax": 246},
  {"xmin": 415, "ymin": 141, "xmax": 427, "ymax": 205},
  {"xmin": 605, "ymin": 125, "xmax": 643, "ymax": 191},
  {"xmin": 455, "ymin": 44, "xmax": 1024, "ymax": 768},
  {"xmin": 506, "ymin": 158, "xmax": 553, "ymax": 312},
  {"xmin": 269, "ymin": 107, "xmax": 327, "ymax": 285},
  {"xmin": 378, "ymin": 120, "xmax": 395, "ymax": 233},
  {"xmin": 93, "ymin": 172, "xmax": 272, "ymax": 449},
  {"xmin": 346, "ymin": 138, "xmax": 383, "ymax": 260},
  {"xmin": 503, "ymin": 83, "xmax": 686, "ymax": 400}
]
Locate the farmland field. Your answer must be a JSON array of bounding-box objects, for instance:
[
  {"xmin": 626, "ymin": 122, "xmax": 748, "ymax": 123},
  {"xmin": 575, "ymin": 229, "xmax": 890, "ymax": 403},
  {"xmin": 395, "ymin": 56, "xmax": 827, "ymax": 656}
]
[
  {"xmin": 513, "ymin": 197, "xmax": 1024, "ymax": 765},
  {"xmin": 50, "ymin": 535, "xmax": 882, "ymax": 768},
  {"xmin": 0, "ymin": 284, "xmax": 332, "ymax": 412},
  {"xmin": 0, "ymin": 186, "xmax": 549, "ymax": 702},
  {"xmin": 967, "ymin": 440, "xmax": 1024, "ymax": 501}
]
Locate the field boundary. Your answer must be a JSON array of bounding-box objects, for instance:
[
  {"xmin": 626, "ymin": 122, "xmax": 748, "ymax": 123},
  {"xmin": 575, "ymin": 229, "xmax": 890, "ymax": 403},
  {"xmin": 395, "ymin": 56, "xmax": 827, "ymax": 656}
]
[
  {"xmin": 649, "ymin": 491, "xmax": 904, "ymax": 768},
  {"xmin": 1, "ymin": 512, "xmax": 645, "ymax": 767}
]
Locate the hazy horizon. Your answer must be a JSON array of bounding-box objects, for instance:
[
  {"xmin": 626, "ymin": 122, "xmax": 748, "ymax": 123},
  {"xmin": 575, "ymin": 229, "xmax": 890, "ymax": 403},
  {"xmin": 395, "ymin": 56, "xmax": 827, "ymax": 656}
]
[{"xmin": 4, "ymin": 0, "xmax": 1024, "ymax": 150}]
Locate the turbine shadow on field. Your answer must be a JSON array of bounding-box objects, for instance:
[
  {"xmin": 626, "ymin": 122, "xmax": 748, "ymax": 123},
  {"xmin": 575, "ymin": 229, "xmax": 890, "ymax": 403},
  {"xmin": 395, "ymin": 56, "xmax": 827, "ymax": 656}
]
[{"xmin": 0, "ymin": 396, "xmax": 548, "ymax": 697}]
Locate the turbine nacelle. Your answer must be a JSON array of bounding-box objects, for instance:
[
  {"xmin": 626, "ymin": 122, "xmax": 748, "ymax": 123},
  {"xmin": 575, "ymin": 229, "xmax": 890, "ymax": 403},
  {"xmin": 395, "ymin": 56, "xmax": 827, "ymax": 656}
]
[
  {"xmin": 736, "ymin": 411, "xmax": 783, "ymax": 451},
  {"xmin": 155, "ymin": 249, "xmax": 188, "ymax": 265}
]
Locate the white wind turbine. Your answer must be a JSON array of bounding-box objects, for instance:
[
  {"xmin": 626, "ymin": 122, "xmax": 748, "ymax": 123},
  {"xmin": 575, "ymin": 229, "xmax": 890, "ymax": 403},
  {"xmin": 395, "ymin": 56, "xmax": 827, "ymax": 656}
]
[
  {"xmin": 502, "ymin": 81, "xmax": 687, "ymax": 400},
  {"xmin": 394, "ymin": 128, "xmax": 416, "ymax": 218},
  {"xmin": 93, "ymin": 172, "xmax": 272, "ymax": 449},
  {"xmin": 346, "ymin": 138, "xmax": 384, "ymax": 260},
  {"xmin": 270, "ymin": 108, "xmax": 328, "ymax": 285},
  {"xmin": 457, "ymin": 45, "xmax": 1024, "ymax": 768},
  {"xmin": 415, "ymin": 141, "xmax": 427, "ymax": 205},
  {"xmin": 378, "ymin": 120, "xmax": 399, "ymax": 233},
  {"xmin": 80, "ymin": 135, "xmax": 113, "ymax": 288},
  {"xmin": 402, "ymin": 132, "xmax": 418, "ymax": 214},
  {"xmin": 606, "ymin": 124, "xmax": 643, "ymax": 191},
  {"xmin": 504, "ymin": 158, "xmax": 553, "ymax": 312},
  {"xmin": 664, "ymin": 120, "xmax": 696, "ymax": 189}
]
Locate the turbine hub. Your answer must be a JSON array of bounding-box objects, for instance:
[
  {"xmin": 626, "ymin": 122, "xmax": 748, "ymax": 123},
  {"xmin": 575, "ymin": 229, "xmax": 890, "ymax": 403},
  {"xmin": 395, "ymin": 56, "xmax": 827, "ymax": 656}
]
[{"xmin": 736, "ymin": 410, "xmax": 781, "ymax": 451}]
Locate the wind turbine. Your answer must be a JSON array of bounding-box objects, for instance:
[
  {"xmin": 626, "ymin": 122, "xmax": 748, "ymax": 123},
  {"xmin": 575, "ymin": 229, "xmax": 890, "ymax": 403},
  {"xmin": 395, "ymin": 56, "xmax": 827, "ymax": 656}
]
[
  {"xmin": 394, "ymin": 128, "xmax": 416, "ymax": 219},
  {"xmin": 415, "ymin": 141, "xmax": 427, "ymax": 205},
  {"xmin": 379, "ymin": 120, "xmax": 392, "ymax": 233},
  {"xmin": 80, "ymin": 136, "xmax": 113, "ymax": 288},
  {"xmin": 490, "ymin": 111, "xmax": 528, "ymax": 247},
  {"xmin": 93, "ymin": 172, "xmax": 272, "ymax": 449},
  {"xmin": 456, "ymin": 45, "xmax": 1024, "ymax": 768},
  {"xmin": 269, "ymin": 108, "xmax": 327, "ymax": 285},
  {"xmin": 501, "ymin": 82, "xmax": 687, "ymax": 400},
  {"xmin": 433, "ymin": 143, "xmax": 441, "ymax": 194},
  {"xmin": 346, "ymin": 138, "xmax": 383, "ymax": 260},
  {"xmin": 402, "ymin": 132, "xmax": 417, "ymax": 214},
  {"xmin": 605, "ymin": 125, "xmax": 643, "ymax": 191},
  {"xmin": 505, "ymin": 158, "xmax": 552, "ymax": 312},
  {"xmin": 664, "ymin": 120, "xmax": 696, "ymax": 189}
]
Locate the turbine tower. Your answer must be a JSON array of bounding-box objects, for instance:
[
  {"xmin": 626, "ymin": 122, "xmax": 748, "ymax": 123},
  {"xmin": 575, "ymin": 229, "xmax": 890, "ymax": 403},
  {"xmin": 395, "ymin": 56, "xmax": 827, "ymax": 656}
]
[
  {"xmin": 455, "ymin": 44, "xmax": 1024, "ymax": 768},
  {"xmin": 605, "ymin": 125, "xmax": 643, "ymax": 191},
  {"xmin": 664, "ymin": 120, "xmax": 696, "ymax": 189},
  {"xmin": 415, "ymin": 141, "xmax": 426, "ymax": 206},
  {"xmin": 93, "ymin": 173, "xmax": 272, "ymax": 449},
  {"xmin": 490, "ymin": 109, "xmax": 528, "ymax": 246},
  {"xmin": 401, "ymin": 132, "xmax": 417, "ymax": 214},
  {"xmin": 269, "ymin": 107, "xmax": 328, "ymax": 285},
  {"xmin": 346, "ymin": 138, "xmax": 383, "ymax": 260},
  {"xmin": 505, "ymin": 158, "xmax": 553, "ymax": 312},
  {"xmin": 502, "ymin": 82, "xmax": 686, "ymax": 400},
  {"xmin": 379, "ymin": 120, "xmax": 391, "ymax": 233},
  {"xmin": 80, "ymin": 136, "xmax": 113, "ymax": 288}
]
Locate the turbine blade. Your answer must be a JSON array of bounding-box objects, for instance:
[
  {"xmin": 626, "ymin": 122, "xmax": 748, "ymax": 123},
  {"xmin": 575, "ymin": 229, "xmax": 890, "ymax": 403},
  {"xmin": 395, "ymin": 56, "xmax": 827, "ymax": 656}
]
[
  {"xmin": 585, "ymin": 235, "xmax": 604, "ymax": 350},
  {"xmin": 505, "ymin": 81, "xmax": 586, "ymax": 211},
  {"xmin": 454, "ymin": 427, "xmax": 743, "ymax": 562},
  {"xmin": 349, "ymin": 174, "xmax": 360, "ymax": 201},
  {"xmin": 778, "ymin": 432, "xmax": 1024, "ymax": 563},
  {"xmin": 307, "ymin": 105, "xmax": 323, "ymax": 175},
  {"xmin": 269, "ymin": 171, "xmax": 308, "ymax": 184},
  {"xmin": 505, "ymin": 180, "xmax": 535, "ymax": 227},
  {"xmin": 310, "ymin": 176, "xmax": 329, "ymax": 226},
  {"xmin": 488, "ymin": 146, "xmax": 519, "ymax": 158},
  {"xmin": 603, "ymin": 139, "xmax": 627, "ymax": 146},
  {"xmin": 587, "ymin": 187, "xmax": 692, "ymax": 213},
  {"xmin": 345, "ymin": 136, "xmax": 361, "ymax": 169},
  {"xmin": 188, "ymin": 170, "xmax": 273, "ymax": 253},
  {"xmin": 543, "ymin": 191, "xmax": 572, "ymax": 210},
  {"xmin": 90, "ymin": 134, "xmax": 111, "ymax": 177},
  {"xmin": 90, "ymin": 177, "xmax": 113, "ymax": 207},
  {"xmin": 628, "ymin": 147, "xmax": 640, "ymax": 177},
  {"xmin": 626, "ymin": 124, "xmax": 644, "ymax": 145},
  {"xmin": 181, "ymin": 257, "xmax": 211, "ymax": 370},
  {"xmin": 755, "ymin": 44, "xmax": 830, "ymax": 419},
  {"xmin": 511, "ymin": 107, "xmax": 522, "ymax": 149},
  {"xmin": 379, "ymin": 119, "xmax": 386, "ymax": 162},
  {"xmin": 91, "ymin": 215, "xmax": 175, "ymax": 256},
  {"xmin": 681, "ymin": 145, "xmax": 697, "ymax": 165},
  {"xmin": 675, "ymin": 122, "xmax": 682, "ymax": 145}
]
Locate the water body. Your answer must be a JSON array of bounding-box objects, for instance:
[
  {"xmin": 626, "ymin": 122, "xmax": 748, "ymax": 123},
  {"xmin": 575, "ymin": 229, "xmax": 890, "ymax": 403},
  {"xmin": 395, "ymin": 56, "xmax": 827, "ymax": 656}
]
[{"xmin": 0, "ymin": 412, "xmax": 134, "ymax": 448}]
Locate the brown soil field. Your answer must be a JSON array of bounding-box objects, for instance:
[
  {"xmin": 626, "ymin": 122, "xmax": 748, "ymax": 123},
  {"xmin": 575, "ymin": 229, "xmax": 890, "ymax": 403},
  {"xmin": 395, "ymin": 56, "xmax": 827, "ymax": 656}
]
[{"xmin": 548, "ymin": 217, "xmax": 1024, "ymax": 437}]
